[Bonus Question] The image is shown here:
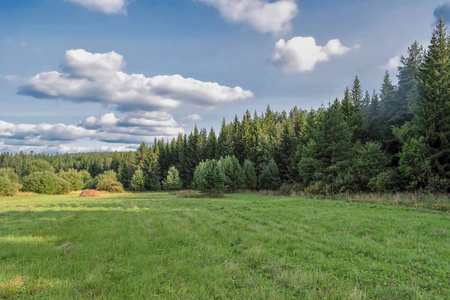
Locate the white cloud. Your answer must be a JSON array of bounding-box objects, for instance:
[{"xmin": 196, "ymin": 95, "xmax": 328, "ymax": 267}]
[
  {"xmin": 18, "ymin": 49, "xmax": 253, "ymax": 111},
  {"xmin": 68, "ymin": 0, "xmax": 130, "ymax": 14},
  {"xmin": 199, "ymin": 0, "xmax": 298, "ymax": 34},
  {"xmin": 272, "ymin": 36, "xmax": 352, "ymax": 73},
  {"xmin": 181, "ymin": 114, "xmax": 203, "ymax": 122},
  {"xmin": 0, "ymin": 111, "xmax": 185, "ymax": 148},
  {"xmin": 0, "ymin": 142, "xmax": 138, "ymax": 154},
  {"xmin": 381, "ymin": 56, "xmax": 401, "ymax": 70}
]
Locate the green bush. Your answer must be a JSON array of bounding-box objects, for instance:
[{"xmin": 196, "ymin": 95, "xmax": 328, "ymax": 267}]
[
  {"xmin": 59, "ymin": 168, "xmax": 91, "ymax": 191},
  {"xmin": 193, "ymin": 159, "xmax": 226, "ymax": 196},
  {"xmin": 368, "ymin": 169, "xmax": 400, "ymax": 193},
  {"xmin": 0, "ymin": 177, "xmax": 17, "ymax": 196},
  {"xmin": 163, "ymin": 166, "xmax": 182, "ymax": 191},
  {"xmin": 22, "ymin": 171, "xmax": 70, "ymax": 195},
  {"xmin": 95, "ymin": 170, "xmax": 124, "ymax": 193}
]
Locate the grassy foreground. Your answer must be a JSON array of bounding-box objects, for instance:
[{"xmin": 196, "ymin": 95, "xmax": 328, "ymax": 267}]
[{"xmin": 0, "ymin": 193, "xmax": 448, "ymax": 299}]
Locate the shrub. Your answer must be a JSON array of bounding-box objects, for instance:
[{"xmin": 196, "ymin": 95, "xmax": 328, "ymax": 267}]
[
  {"xmin": 368, "ymin": 169, "xmax": 400, "ymax": 193},
  {"xmin": 163, "ymin": 166, "xmax": 182, "ymax": 191},
  {"xmin": 84, "ymin": 170, "xmax": 124, "ymax": 193},
  {"xmin": 193, "ymin": 159, "xmax": 226, "ymax": 196},
  {"xmin": 59, "ymin": 168, "xmax": 90, "ymax": 191},
  {"xmin": 0, "ymin": 177, "xmax": 17, "ymax": 196},
  {"xmin": 278, "ymin": 183, "xmax": 303, "ymax": 196},
  {"xmin": 22, "ymin": 171, "xmax": 70, "ymax": 195},
  {"xmin": 96, "ymin": 172, "xmax": 124, "ymax": 193}
]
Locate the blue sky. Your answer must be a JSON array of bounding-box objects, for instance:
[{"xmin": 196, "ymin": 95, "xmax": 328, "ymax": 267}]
[{"xmin": 0, "ymin": 0, "xmax": 447, "ymax": 153}]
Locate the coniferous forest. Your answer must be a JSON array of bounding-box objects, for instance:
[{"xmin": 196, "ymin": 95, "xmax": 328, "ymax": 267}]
[{"xmin": 1, "ymin": 18, "xmax": 449, "ymax": 196}]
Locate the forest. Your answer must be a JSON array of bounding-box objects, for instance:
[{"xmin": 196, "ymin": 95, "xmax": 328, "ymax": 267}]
[{"xmin": 0, "ymin": 18, "xmax": 449, "ymax": 196}]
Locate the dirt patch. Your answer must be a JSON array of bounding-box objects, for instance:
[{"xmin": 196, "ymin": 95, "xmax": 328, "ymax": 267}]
[{"xmin": 79, "ymin": 190, "xmax": 101, "ymax": 198}]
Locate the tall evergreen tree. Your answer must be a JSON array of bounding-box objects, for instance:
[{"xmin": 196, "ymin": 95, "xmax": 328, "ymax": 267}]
[
  {"xmin": 341, "ymin": 87, "xmax": 353, "ymax": 121},
  {"xmin": 351, "ymin": 76, "xmax": 363, "ymax": 111},
  {"xmin": 415, "ymin": 16, "xmax": 450, "ymax": 184}
]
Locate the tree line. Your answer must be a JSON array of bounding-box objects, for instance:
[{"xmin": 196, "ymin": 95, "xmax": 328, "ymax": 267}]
[{"xmin": 0, "ymin": 18, "xmax": 449, "ymax": 195}]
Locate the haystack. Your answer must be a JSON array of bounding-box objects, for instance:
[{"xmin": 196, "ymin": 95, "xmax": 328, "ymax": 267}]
[{"xmin": 79, "ymin": 189, "xmax": 101, "ymax": 198}]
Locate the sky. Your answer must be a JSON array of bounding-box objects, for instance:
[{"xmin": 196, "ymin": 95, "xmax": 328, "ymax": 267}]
[{"xmin": 0, "ymin": 0, "xmax": 449, "ymax": 153}]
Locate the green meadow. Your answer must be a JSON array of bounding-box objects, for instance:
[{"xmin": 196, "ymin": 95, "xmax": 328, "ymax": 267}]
[{"xmin": 0, "ymin": 193, "xmax": 448, "ymax": 299}]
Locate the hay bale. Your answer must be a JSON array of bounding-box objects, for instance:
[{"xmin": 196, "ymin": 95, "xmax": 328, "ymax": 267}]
[{"xmin": 79, "ymin": 189, "xmax": 101, "ymax": 198}]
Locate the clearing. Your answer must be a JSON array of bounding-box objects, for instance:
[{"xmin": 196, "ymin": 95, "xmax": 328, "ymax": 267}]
[{"xmin": 0, "ymin": 193, "xmax": 448, "ymax": 299}]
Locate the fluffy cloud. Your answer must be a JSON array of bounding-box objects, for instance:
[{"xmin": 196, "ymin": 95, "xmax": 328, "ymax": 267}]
[
  {"xmin": 18, "ymin": 49, "xmax": 253, "ymax": 111},
  {"xmin": 199, "ymin": 0, "xmax": 298, "ymax": 34},
  {"xmin": 272, "ymin": 36, "xmax": 351, "ymax": 73},
  {"xmin": 68, "ymin": 0, "xmax": 130, "ymax": 14},
  {"xmin": 381, "ymin": 56, "xmax": 401, "ymax": 70},
  {"xmin": 181, "ymin": 114, "xmax": 203, "ymax": 122},
  {"xmin": 0, "ymin": 111, "xmax": 184, "ymax": 149}
]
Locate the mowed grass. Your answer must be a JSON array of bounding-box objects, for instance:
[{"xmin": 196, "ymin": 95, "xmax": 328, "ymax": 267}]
[{"xmin": 0, "ymin": 193, "xmax": 448, "ymax": 299}]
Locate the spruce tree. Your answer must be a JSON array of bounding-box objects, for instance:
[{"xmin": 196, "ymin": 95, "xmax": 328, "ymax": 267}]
[
  {"xmin": 163, "ymin": 166, "xmax": 182, "ymax": 190},
  {"xmin": 341, "ymin": 87, "xmax": 353, "ymax": 121},
  {"xmin": 351, "ymin": 76, "xmax": 363, "ymax": 111},
  {"xmin": 243, "ymin": 159, "xmax": 257, "ymax": 190},
  {"xmin": 416, "ymin": 16, "xmax": 450, "ymax": 185},
  {"xmin": 130, "ymin": 167, "xmax": 146, "ymax": 191},
  {"xmin": 259, "ymin": 158, "xmax": 282, "ymax": 190}
]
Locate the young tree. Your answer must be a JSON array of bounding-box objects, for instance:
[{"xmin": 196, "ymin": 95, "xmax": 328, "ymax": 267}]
[
  {"xmin": 193, "ymin": 159, "xmax": 226, "ymax": 196},
  {"xmin": 163, "ymin": 166, "xmax": 182, "ymax": 191},
  {"xmin": 219, "ymin": 155, "xmax": 245, "ymax": 192},
  {"xmin": 130, "ymin": 167, "xmax": 146, "ymax": 191}
]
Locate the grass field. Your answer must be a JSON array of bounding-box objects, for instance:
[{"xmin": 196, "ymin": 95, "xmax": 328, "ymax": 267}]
[{"xmin": 0, "ymin": 192, "xmax": 448, "ymax": 299}]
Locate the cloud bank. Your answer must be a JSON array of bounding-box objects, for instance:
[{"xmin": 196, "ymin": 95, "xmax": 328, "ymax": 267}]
[
  {"xmin": 272, "ymin": 36, "xmax": 351, "ymax": 73},
  {"xmin": 68, "ymin": 0, "xmax": 130, "ymax": 14},
  {"xmin": 199, "ymin": 0, "xmax": 298, "ymax": 34},
  {"xmin": 18, "ymin": 49, "xmax": 253, "ymax": 111},
  {"xmin": 0, "ymin": 111, "xmax": 184, "ymax": 150}
]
